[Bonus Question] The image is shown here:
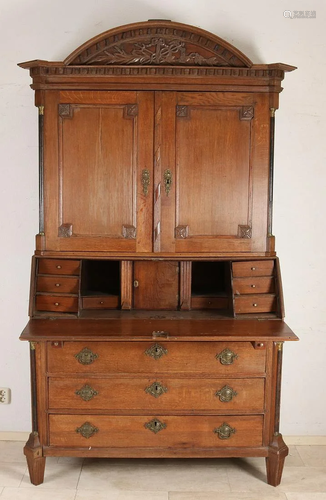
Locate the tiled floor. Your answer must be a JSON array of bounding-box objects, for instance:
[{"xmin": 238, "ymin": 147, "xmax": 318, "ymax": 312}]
[{"xmin": 0, "ymin": 441, "xmax": 325, "ymax": 499}]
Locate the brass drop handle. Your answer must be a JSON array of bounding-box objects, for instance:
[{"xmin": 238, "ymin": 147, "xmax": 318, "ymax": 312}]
[
  {"xmin": 214, "ymin": 422, "xmax": 236, "ymax": 440},
  {"xmin": 75, "ymin": 347, "xmax": 99, "ymax": 365},
  {"xmin": 76, "ymin": 422, "xmax": 98, "ymax": 439},
  {"xmin": 216, "ymin": 348, "xmax": 238, "ymax": 365},
  {"xmin": 215, "ymin": 385, "xmax": 237, "ymax": 402}
]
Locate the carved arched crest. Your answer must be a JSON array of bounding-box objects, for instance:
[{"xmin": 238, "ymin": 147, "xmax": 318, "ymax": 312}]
[{"xmin": 64, "ymin": 21, "xmax": 253, "ymax": 67}]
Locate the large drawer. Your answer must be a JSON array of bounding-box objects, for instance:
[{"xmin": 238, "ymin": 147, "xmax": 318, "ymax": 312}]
[
  {"xmin": 49, "ymin": 415, "xmax": 263, "ymax": 448},
  {"xmin": 47, "ymin": 341, "xmax": 266, "ymax": 375},
  {"xmin": 48, "ymin": 377, "xmax": 265, "ymax": 412}
]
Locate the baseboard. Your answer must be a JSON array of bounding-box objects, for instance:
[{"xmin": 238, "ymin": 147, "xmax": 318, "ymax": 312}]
[
  {"xmin": 0, "ymin": 431, "xmax": 29, "ymax": 441},
  {"xmin": 0, "ymin": 432, "xmax": 325, "ymax": 445}
]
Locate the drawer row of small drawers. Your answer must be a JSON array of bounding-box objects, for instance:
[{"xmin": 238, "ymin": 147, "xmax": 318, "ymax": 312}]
[
  {"xmin": 49, "ymin": 414, "xmax": 263, "ymax": 448},
  {"xmin": 47, "ymin": 342, "xmax": 266, "ymax": 375},
  {"xmin": 232, "ymin": 261, "xmax": 276, "ymax": 315}
]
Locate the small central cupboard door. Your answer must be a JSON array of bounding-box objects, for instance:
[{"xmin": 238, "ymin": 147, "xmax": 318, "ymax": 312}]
[
  {"xmin": 44, "ymin": 91, "xmax": 154, "ymax": 252},
  {"xmin": 155, "ymin": 92, "xmax": 270, "ymax": 254}
]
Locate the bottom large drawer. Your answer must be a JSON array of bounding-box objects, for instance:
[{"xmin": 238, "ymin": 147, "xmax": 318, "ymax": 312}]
[{"xmin": 49, "ymin": 415, "xmax": 263, "ymax": 448}]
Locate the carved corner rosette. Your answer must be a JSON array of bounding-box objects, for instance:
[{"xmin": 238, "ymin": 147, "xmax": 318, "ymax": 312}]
[
  {"xmin": 238, "ymin": 225, "xmax": 252, "ymax": 239},
  {"xmin": 124, "ymin": 104, "xmax": 138, "ymax": 119},
  {"xmin": 58, "ymin": 104, "xmax": 74, "ymax": 119},
  {"xmin": 122, "ymin": 225, "xmax": 137, "ymax": 239},
  {"xmin": 176, "ymin": 105, "xmax": 190, "ymax": 118},
  {"xmin": 239, "ymin": 106, "xmax": 254, "ymax": 121},
  {"xmin": 175, "ymin": 225, "xmax": 189, "ymax": 239},
  {"xmin": 58, "ymin": 223, "xmax": 73, "ymax": 238}
]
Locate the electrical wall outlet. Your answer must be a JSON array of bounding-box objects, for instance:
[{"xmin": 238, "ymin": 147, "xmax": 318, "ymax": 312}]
[{"xmin": 0, "ymin": 388, "xmax": 11, "ymax": 404}]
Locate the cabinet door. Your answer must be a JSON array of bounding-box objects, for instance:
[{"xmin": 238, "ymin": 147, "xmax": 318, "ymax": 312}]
[
  {"xmin": 44, "ymin": 91, "xmax": 154, "ymax": 253},
  {"xmin": 156, "ymin": 92, "xmax": 269, "ymax": 254}
]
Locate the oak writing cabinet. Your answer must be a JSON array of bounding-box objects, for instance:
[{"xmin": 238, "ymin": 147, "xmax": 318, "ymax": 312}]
[{"xmin": 19, "ymin": 20, "xmax": 298, "ymax": 486}]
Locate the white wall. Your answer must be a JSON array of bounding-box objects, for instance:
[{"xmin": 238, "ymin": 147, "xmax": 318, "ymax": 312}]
[{"xmin": 0, "ymin": 0, "xmax": 325, "ymax": 435}]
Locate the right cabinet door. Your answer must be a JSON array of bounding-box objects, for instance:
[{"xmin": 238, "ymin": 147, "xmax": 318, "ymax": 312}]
[{"xmin": 157, "ymin": 92, "xmax": 270, "ymax": 254}]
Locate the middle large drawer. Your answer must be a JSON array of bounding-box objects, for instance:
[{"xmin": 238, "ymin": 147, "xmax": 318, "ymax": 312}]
[{"xmin": 49, "ymin": 377, "xmax": 265, "ymax": 412}]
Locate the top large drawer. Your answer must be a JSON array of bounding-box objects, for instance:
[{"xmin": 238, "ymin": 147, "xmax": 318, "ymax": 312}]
[{"xmin": 47, "ymin": 341, "xmax": 266, "ymax": 375}]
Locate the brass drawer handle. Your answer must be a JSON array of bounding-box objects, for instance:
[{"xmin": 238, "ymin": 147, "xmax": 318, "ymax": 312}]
[
  {"xmin": 251, "ymin": 284, "xmax": 256, "ymax": 288},
  {"xmin": 56, "ymin": 265, "xmax": 62, "ymax": 269},
  {"xmin": 145, "ymin": 381, "xmax": 168, "ymax": 398},
  {"xmin": 145, "ymin": 418, "xmax": 167, "ymax": 434},
  {"xmin": 54, "ymin": 302, "xmax": 60, "ymax": 306},
  {"xmin": 253, "ymin": 303, "xmax": 258, "ymax": 307},
  {"xmin": 76, "ymin": 422, "xmax": 98, "ymax": 439},
  {"xmin": 145, "ymin": 343, "xmax": 168, "ymax": 360},
  {"xmin": 216, "ymin": 348, "xmax": 238, "ymax": 365},
  {"xmin": 55, "ymin": 283, "xmax": 60, "ymax": 287},
  {"xmin": 75, "ymin": 347, "xmax": 99, "ymax": 365},
  {"xmin": 75, "ymin": 384, "xmax": 99, "ymax": 401},
  {"xmin": 215, "ymin": 385, "xmax": 237, "ymax": 402},
  {"xmin": 214, "ymin": 422, "xmax": 236, "ymax": 440}
]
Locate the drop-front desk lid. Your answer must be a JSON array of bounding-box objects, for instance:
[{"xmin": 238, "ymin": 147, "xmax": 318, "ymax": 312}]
[{"xmin": 21, "ymin": 317, "xmax": 298, "ymax": 342}]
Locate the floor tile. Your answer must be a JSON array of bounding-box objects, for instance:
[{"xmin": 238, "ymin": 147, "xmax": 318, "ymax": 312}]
[
  {"xmin": 226, "ymin": 464, "xmax": 279, "ymax": 493},
  {"xmin": 0, "ymin": 487, "xmax": 76, "ymax": 499},
  {"xmin": 296, "ymin": 446, "xmax": 326, "ymax": 467},
  {"xmin": 0, "ymin": 442, "xmax": 25, "ymax": 463},
  {"xmin": 169, "ymin": 493, "xmax": 287, "ymax": 499},
  {"xmin": 278, "ymin": 466, "xmax": 326, "ymax": 493},
  {"xmin": 76, "ymin": 490, "xmax": 168, "ymax": 499},
  {"xmin": 78, "ymin": 459, "xmax": 230, "ymax": 492},
  {"xmin": 285, "ymin": 494, "xmax": 326, "ymax": 500},
  {"xmin": 20, "ymin": 463, "xmax": 82, "ymax": 489},
  {"xmin": 0, "ymin": 463, "xmax": 27, "ymax": 488},
  {"xmin": 0, "ymin": 487, "xmax": 3, "ymax": 495}
]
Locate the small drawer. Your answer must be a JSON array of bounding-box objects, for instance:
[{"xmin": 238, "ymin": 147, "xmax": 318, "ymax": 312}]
[
  {"xmin": 37, "ymin": 276, "xmax": 79, "ymax": 294},
  {"xmin": 234, "ymin": 294, "xmax": 276, "ymax": 314},
  {"xmin": 35, "ymin": 295, "xmax": 78, "ymax": 313},
  {"xmin": 233, "ymin": 277, "xmax": 275, "ymax": 295},
  {"xmin": 232, "ymin": 260, "xmax": 274, "ymax": 278},
  {"xmin": 38, "ymin": 259, "xmax": 80, "ymax": 276},
  {"xmin": 191, "ymin": 296, "xmax": 229, "ymax": 310},
  {"xmin": 49, "ymin": 414, "xmax": 263, "ymax": 448},
  {"xmin": 49, "ymin": 377, "xmax": 265, "ymax": 412},
  {"xmin": 82, "ymin": 295, "xmax": 119, "ymax": 309}
]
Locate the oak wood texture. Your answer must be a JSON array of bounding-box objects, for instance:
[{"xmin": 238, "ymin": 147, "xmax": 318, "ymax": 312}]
[
  {"xmin": 47, "ymin": 341, "xmax": 266, "ymax": 376},
  {"xmin": 49, "ymin": 415, "xmax": 263, "ymax": 448},
  {"xmin": 19, "ymin": 20, "xmax": 297, "ymax": 487},
  {"xmin": 48, "ymin": 377, "xmax": 265, "ymax": 412},
  {"xmin": 20, "ymin": 318, "xmax": 298, "ymax": 342}
]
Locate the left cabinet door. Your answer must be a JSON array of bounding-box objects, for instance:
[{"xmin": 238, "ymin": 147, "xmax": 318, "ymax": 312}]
[{"xmin": 43, "ymin": 91, "xmax": 154, "ymax": 253}]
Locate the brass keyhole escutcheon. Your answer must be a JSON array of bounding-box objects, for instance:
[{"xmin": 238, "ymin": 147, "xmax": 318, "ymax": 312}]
[
  {"xmin": 216, "ymin": 348, "xmax": 238, "ymax": 365},
  {"xmin": 215, "ymin": 385, "xmax": 237, "ymax": 403},
  {"xmin": 164, "ymin": 169, "xmax": 172, "ymax": 196},
  {"xmin": 145, "ymin": 418, "xmax": 167, "ymax": 434},
  {"xmin": 213, "ymin": 422, "xmax": 236, "ymax": 440},
  {"xmin": 145, "ymin": 381, "xmax": 168, "ymax": 398},
  {"xmin": 145, "ymin": 343, "xmax": 168, "ymax": 360}
]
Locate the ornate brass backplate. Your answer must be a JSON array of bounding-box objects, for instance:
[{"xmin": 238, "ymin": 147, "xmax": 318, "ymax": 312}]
[
  {"xmin": 145, "ymin": 418, "xmax": 167, "ymax": 434},
  {"xmin": 213, "ymin": 422, "xmax": 236, "ymax": 440},
  {"xmin": 75, "ymin": 384, "xmax": 99, "ymax": 402},
  {"xmin": 76, "ymin": 422, "xmax": 99, "ymax": 439},
  {"xmin": 216, "ymin": 348, "xmax": 238, "ymax": 365},
  {"xmin": 215, "ymin": 385, "xmax": 238, "ymax": 403},
  {"xmin": 74, "ymin": 347, "xmax": 99, "ymax": 365},
  {"xmin": 145, "ymin": 381, "xmax": 168, "ymax": 398},
  {"xmin": 145, "ymin": 343, "xmax": 168, "ymax": 360}
]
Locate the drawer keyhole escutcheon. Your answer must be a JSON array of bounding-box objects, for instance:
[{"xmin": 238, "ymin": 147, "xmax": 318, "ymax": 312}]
[
  {"xmin": 145, "ymin": 381, "xmax": 168, "ymax": 398},
  {"xmin": 214, "ymin": 422, "xmax": 236, "ymax": 440},
  {"xmin": 215, "ymin": 385, "xmax": 238, "ymax": 402},
  {"xmin": 145, "ymin": 418, "xmax": 167, "ymax": 434},
  {"xmin": 75, "ymin": 347, "xmax": 99, "ymax": 365},
  {"xmin": 216, "ymin": 348, "xmax": 238, "ymax": 365},
  {"xmin": 75, "ymin": 384, "xmax": 99, "ymax": 402},
  {"xmin": 145, "ymin": 343, "xmax": 168, "ymax": 360},
  {"xmin": 76, "ymin": 422, "xmax": 98, "ymax": 439}
]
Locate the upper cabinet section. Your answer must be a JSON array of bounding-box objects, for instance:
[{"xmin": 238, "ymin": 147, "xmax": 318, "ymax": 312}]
[{"xmin": 19, "ymin": 20, "xmax": 296, "ymax": 256}]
